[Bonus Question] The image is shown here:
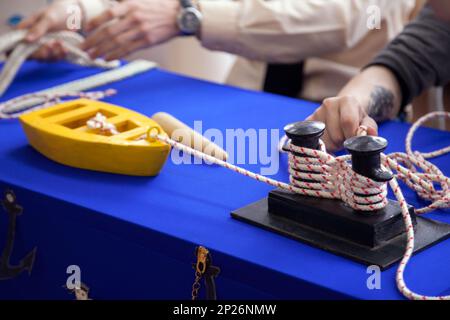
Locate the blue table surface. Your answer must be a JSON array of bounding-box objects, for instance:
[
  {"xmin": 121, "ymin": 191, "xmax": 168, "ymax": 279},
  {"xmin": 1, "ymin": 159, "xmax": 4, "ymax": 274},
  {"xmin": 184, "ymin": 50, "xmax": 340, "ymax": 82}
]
[{"xmin": 0, "ymin": 61, "xmax": 449, "ymax": 300}]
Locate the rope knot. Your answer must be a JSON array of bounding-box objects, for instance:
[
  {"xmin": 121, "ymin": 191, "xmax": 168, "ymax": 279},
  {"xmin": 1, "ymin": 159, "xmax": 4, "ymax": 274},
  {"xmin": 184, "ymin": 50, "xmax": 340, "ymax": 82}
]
[{"xmin": 86, "ymin": 112, "xmax": 119, "ymax": 135}]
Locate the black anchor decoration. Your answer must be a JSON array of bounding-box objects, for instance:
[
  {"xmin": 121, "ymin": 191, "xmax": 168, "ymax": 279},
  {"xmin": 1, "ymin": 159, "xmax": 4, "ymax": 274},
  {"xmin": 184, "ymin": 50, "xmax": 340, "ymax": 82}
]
[{"xmin": 0, "ymin": 190, "xmax": 37, "ymax": 280}]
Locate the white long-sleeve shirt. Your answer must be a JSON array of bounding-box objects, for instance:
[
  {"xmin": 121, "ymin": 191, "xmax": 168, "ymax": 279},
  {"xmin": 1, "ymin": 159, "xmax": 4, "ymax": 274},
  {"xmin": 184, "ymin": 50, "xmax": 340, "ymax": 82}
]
[
  {"xmin": 78, "ymin": 0, "xmax": 422, "ymax": 100},
  {"xmin": 198, "ymin": 0, "xmax": 421, "ymax": 100}
]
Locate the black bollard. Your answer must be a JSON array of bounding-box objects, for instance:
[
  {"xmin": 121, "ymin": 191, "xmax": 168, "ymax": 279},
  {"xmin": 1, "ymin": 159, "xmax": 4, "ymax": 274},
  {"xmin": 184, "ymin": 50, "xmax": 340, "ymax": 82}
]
[
  {"xmin": 284, "ymin": 121, "xmax": 325, "ymax": 183},
  {"xmin": 284, "ymin": 121, "xmax": 325, "ymax": 151},
  {"xmin": 344, "ymin": 136, "xmax": 393, "ymax": 182}
]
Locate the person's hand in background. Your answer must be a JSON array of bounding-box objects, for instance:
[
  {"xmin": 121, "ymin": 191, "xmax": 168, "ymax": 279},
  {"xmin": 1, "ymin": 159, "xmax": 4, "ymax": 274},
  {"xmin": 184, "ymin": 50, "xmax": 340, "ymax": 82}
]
[
  {"xmin": 16, "ymin": 0, "xmax": 81, "ymax": 60},
  {"xmin": 82, "ymin": 0, "xmax": 180, "ymax": 61},
  {"xmin": 308, "ymin": 66, "xmax": 402, "ymax": 152}
]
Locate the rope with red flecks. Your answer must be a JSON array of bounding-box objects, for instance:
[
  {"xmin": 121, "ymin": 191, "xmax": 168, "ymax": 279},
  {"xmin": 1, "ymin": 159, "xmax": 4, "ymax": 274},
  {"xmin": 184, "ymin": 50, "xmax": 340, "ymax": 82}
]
[
  {"xmin": 0, "ymin": 89, "xmax": 117, "ymax": 119},
  {"xmin": 91, "ymin": 111, "xmax": 449, "ymax": 300}
]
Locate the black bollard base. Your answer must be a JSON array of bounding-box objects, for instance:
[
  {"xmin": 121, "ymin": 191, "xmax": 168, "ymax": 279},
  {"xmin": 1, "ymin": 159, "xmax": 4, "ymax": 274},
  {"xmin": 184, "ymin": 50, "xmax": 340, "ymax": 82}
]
[{"xmin": 231, "ymin": 189, "xmax": 450, "ymax": 270}]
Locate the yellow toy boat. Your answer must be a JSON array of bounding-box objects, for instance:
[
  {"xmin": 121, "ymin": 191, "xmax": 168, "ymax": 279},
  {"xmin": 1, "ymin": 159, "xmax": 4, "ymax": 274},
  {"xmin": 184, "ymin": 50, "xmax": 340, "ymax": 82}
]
[{"xmin": 19, "ymin": 99, "xmax": 171, "ymax": 176}]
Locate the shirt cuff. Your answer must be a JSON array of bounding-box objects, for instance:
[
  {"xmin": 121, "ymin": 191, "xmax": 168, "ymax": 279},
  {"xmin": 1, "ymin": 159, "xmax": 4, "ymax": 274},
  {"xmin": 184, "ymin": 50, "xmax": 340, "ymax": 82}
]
[
  {"xmin": 198, "ymin": 1, "xmax": 241, "ymax": 52},
  {"xmin": 78, "ymin": 0, "xmax": 112, "ymax": 23}
]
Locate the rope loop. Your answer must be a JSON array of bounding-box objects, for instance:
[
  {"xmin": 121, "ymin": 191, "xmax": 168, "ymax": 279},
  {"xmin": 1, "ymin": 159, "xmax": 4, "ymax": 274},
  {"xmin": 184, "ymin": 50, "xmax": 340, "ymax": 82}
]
[{"xmin": 146, "ymin": 126, "xmax": 162, "ymax": 143}]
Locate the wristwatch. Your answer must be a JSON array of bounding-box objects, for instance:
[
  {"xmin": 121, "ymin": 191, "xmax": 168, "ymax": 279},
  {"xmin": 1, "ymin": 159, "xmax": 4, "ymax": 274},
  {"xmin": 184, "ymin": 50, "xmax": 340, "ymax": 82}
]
[{"xmin": 177, "ymin": 0, "xmax": 203, "ymax": 36}]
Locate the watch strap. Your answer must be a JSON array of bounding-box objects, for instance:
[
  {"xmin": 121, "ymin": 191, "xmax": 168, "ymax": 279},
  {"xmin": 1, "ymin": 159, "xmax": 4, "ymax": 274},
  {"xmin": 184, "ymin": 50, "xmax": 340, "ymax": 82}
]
[{"xmin": 179, "ymin": 0, "xmax": 193, "ymax": 9}]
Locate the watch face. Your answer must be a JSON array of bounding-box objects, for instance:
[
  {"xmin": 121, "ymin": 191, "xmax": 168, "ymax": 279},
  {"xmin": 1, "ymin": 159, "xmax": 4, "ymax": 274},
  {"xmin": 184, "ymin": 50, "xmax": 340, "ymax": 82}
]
[{"xmin": 179, "ymin": 8, "xmax": 201, "ymax": 34}]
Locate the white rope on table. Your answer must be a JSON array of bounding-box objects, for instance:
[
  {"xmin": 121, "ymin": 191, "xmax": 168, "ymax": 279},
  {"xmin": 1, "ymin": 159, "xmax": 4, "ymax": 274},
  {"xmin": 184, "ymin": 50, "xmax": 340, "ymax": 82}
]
[
  {"xmin": 0, "ymin": 30, "xmax": 124, "ymax": 118},
  {"xmin": 0, "ymin": 89, "xmax": 117, "ymax": 119},
  {"xmin": 0, "ymin": 30, "xmax": 120, "ymax": 97},
  {"xmin": 0, "ymin": 60, "xmax": 156, "ymax": 116},
  {"xmin": 88, "ymin": 110, "xmax": 450, "ymax": 300}
]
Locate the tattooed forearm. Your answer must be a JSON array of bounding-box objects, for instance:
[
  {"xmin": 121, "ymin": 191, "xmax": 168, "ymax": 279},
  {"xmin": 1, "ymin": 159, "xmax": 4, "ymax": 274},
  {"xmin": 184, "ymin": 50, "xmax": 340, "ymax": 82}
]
[{"xmin": 368, "ymin": 85, "xmax": 395, "ymax": 122}]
